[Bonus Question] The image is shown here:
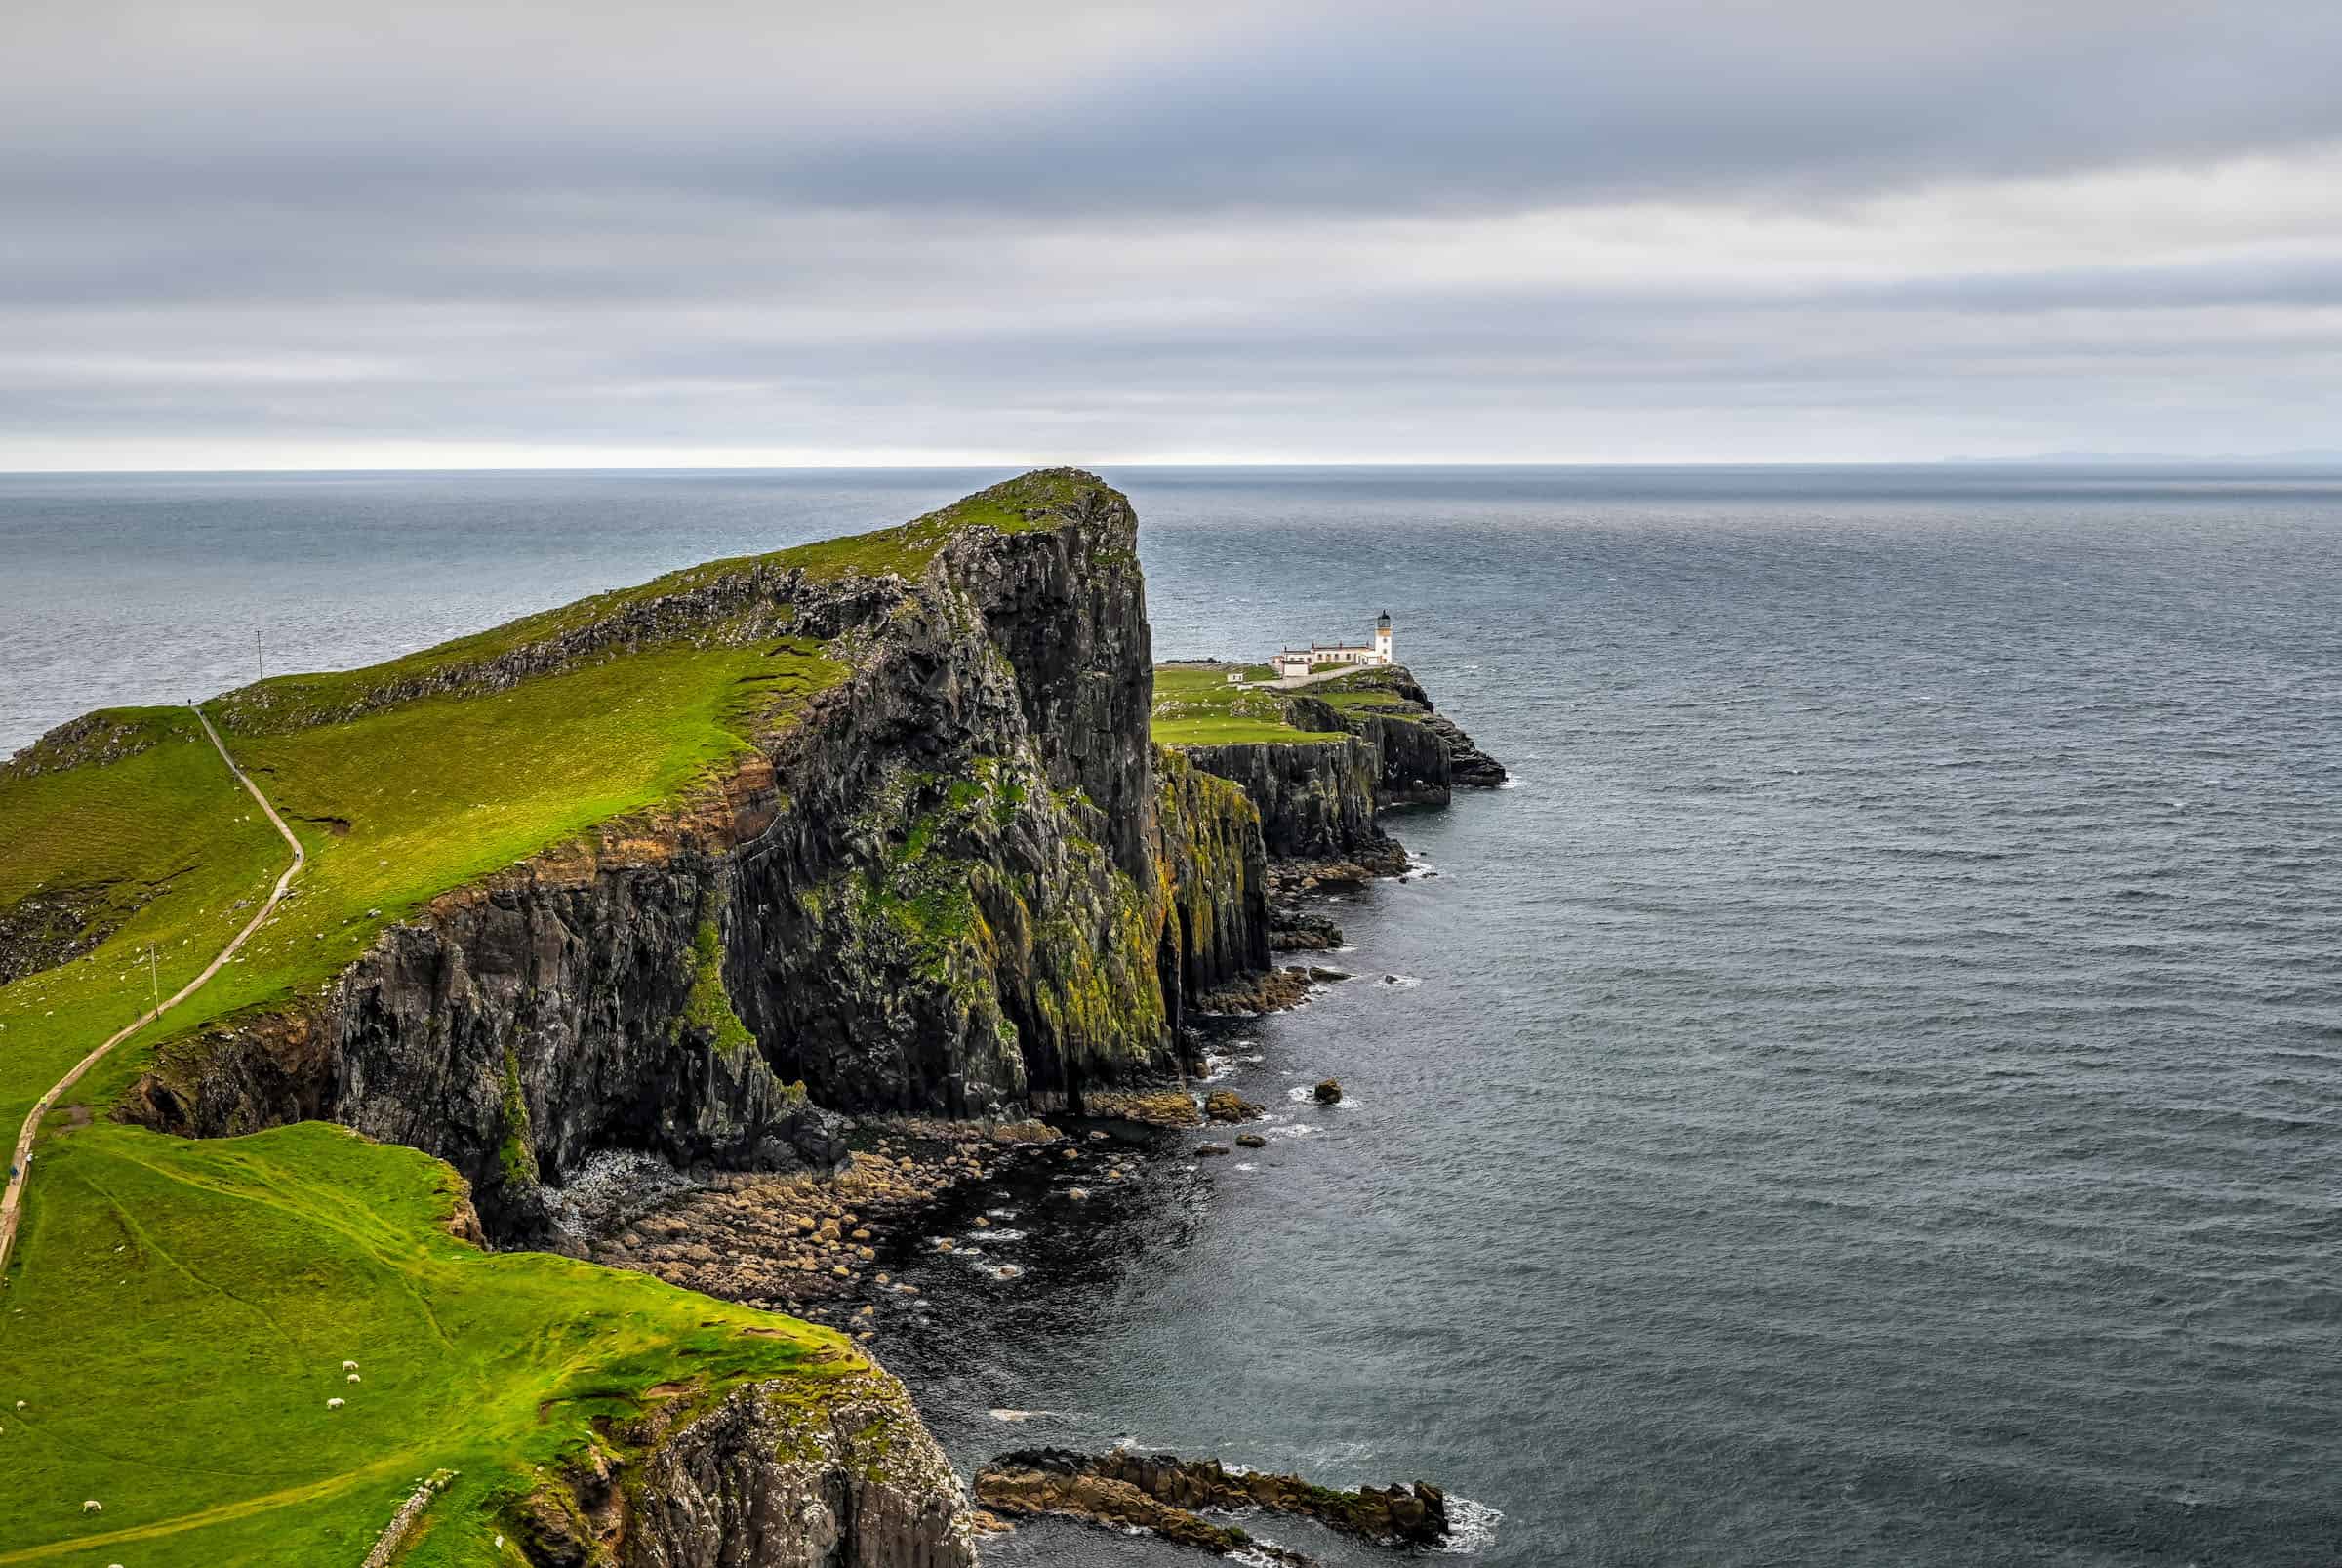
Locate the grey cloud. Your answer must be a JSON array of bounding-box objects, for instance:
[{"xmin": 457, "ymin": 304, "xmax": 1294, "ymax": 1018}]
[{"xmin": 6, "ymin": 1, "xmax": 2342, "ymax": 463}]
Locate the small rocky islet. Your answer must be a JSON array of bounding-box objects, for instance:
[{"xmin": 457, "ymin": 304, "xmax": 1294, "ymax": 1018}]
[{"xmin": 0, "ymin": 470, "xmax": 1502, "ymax": 1564}]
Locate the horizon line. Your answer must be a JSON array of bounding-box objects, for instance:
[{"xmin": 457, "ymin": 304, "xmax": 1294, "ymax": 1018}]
[{"xmin": 11, "ymin": 454, "xmax": 2342, "ymax": 478}]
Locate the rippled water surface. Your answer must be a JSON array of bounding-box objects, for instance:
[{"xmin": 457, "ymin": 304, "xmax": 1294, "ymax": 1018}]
[{"xmin": 5, "ymin": 465, "xmax": 2339, "ymax": 1564}]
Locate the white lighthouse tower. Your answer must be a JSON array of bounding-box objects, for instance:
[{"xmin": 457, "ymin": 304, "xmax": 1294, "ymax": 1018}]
[{"xmin": 1373, "ymin": 611, "xmax": 1393, "ymax": 664}]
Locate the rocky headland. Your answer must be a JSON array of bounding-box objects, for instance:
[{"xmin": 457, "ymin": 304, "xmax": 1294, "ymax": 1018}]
[{"xmin": 3, "ymin": 470, "xmax": 1503, "ymax": 1564}]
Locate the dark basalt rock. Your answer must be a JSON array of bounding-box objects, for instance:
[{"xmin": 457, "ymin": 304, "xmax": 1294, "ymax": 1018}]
[
  {"xmin": 518, "ymin": 1369, "xmax": 978, "ymax": 1568},
  {"xmin": 1313, "ymin": 1078, "xmax": 1343, "ymax": 1104},
  {"xmin": 977, "ymin": 1447, "xmax": 1448, "ymax": 1554},
  {"xmin": 1178, "ymin": 733, "xmax": 1399, "ymax": 867},
  {"xmin": 1269, "ymin": 906, "xmax": 1345, "ymax": 951}
]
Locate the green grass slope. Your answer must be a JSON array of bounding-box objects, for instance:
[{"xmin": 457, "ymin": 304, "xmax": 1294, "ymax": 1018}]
[
  {"xmin": 0, "ymin": 713, "xmax": 288, "ymax": 1167},
  {"xmin": 1148, "ymin": 665, "xmax": 1344, "ymax": 746},
  {"xmin": 0, "ymin": 1121, "xmax": 845, "ymax": 1566}
]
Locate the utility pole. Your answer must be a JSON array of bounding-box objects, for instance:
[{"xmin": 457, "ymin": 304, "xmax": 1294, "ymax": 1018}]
[
  {"xmin": 147, "ymin": 942, "xmax": 161, "ymax": 1021},
  {"xmin": 256, "ymin": 630, "xmax": 265, "ymax": 681}
]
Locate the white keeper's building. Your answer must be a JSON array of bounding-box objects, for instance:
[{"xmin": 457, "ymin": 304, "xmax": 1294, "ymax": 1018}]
[{"xmin": 1271, "ymin": 612, "xmax": 1393, "ymax": 680}]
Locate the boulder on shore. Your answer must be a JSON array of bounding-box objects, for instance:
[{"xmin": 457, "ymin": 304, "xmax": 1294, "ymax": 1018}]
[{"xmin": 1203, "ymin": 1089, "xmax": 1265, "ymax": 1124}]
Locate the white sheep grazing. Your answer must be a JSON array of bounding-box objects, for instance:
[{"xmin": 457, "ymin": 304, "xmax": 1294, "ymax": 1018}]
[
  {"xmin": 342, "ymin": 1360, "xmax": 358, "ymax": 1372},
  {"xmin": 82, "ymin": 1500, "xmax": 102, "ymax": 1513},
  {"xmin": 327, "ymin": 1397, "xmax": 345, "ymax": 1410},
  {"xmin": 346, "ymin": 1373, "xmax": 361, "ymax": 1384}
]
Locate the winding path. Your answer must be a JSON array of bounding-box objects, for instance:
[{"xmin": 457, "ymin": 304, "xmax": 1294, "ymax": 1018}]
[{"xmin": 0, "ymin": 705, "xmax": 304, "ymax": 1285}]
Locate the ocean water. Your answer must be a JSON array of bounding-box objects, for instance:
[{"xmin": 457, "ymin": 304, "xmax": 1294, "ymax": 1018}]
[{"xmin": 5, "ymin": 465, "xmax": 2339, "ymax": 1564}]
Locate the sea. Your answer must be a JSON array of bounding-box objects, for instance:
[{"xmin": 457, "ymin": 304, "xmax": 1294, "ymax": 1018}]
[{"xmin": 4, "ymin": 465, "xmax": 2338, "ymax": 1565}]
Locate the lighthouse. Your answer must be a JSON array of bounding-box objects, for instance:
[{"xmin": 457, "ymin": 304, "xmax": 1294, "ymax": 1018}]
[{"xmin": 1373, "ymin": 611, "xmax": 1393, "ymax": 664}]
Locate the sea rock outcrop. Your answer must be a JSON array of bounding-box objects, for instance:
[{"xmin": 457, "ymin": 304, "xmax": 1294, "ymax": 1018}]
[{"xmin": 975, "ymin": 1447, "xmax": 1448, "ymax": 1558}]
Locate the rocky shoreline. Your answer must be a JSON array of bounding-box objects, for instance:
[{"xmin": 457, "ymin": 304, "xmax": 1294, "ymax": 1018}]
[{"xmin": 551, "ymin": 752, "xmax": 1495, "ymax": 1562}]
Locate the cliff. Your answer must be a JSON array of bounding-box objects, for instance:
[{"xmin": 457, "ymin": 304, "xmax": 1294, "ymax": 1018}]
[
  {"xmin": 120, "ymin": 471, "xmax": 1262, "ymax": 1243},
  {"xmin": 1172, "ymin": 734, "xmax": 1401, "ymax": 872},
  {"xmin": 524, "ymin": 1368, "xmax": 975, "ymax": 1568}
]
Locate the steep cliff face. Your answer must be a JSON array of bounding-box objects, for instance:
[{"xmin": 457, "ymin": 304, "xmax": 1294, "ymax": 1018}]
[
  {"xmin": 1287, "ymin": 694, "xmax": 1454, "ymax": 811},
  {"xmin": 1174, "ymin": 735, "xmax": 1400, "ymax": 869},
  {"xmin": 502, "ymin": 1364, "xmax": 975, "ymax": 1568},
  {"xmin": 613, "ymin": 1373, "xmax": 974, "ymax": 1568},
  {"xmin": 127, "ymin": 472, "xmax": 1268, "ymax": 1241},
  {"xmin": 1151, "ymin": 747, "xmax": 1272, "ymax": 1030}
]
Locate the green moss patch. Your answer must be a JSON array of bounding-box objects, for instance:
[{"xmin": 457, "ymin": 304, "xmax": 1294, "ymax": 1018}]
[{"xmin": 681, "ymin": 915, "xmax": 755, "ymax": 1056}]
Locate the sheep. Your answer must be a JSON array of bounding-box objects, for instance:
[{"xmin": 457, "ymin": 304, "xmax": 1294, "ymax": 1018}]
[
  {"xmin": 82, "ymin": 1500, "xmax": 102, "ymax": 1513},
  {"xmin": 342, "ymin": 1360, "xmax": 358, "ymax": 1372},
  {"xmin": 346, "ymin": 1373, "xmax": 361, "ymax": 1384},
  {"xmin": 327, "ymin": 1397, "xmax": 345, "ymax": 1410}
]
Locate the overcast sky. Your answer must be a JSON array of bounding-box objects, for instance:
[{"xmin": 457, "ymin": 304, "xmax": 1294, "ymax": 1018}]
[{"xmin": 7, "ymin": 0, "xmax": 2342, "ymax": 468}]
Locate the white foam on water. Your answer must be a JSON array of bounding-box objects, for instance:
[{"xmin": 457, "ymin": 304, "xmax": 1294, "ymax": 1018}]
[
  {"xmin": 1437, "ymin": 1495, "xmax": 1505, "ymax": 1553},
  {"xmin": 1379, "ymin": 973, "xmax": 1423, "ymax": 989},
  {"xmin": 1232, "ymin": 1161, "xmax": 1258, "ymax": 1171},
  {"xmin": 978, "ymin": 1228, "xmax": 1027, "ymax": 1243},
  {"xmin": 985, "ymin": 1207, "xmax": 1019, "ymax": 1220}
]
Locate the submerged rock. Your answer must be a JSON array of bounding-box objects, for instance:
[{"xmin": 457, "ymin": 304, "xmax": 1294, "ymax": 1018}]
[
  {"xmin": 1196, "ymin": 965, "xmax": 1314, "ymax": 1016},
  {"xmin": 1313, "ymin": 1078, "xmax": 1343, "ymax": 1105}
]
